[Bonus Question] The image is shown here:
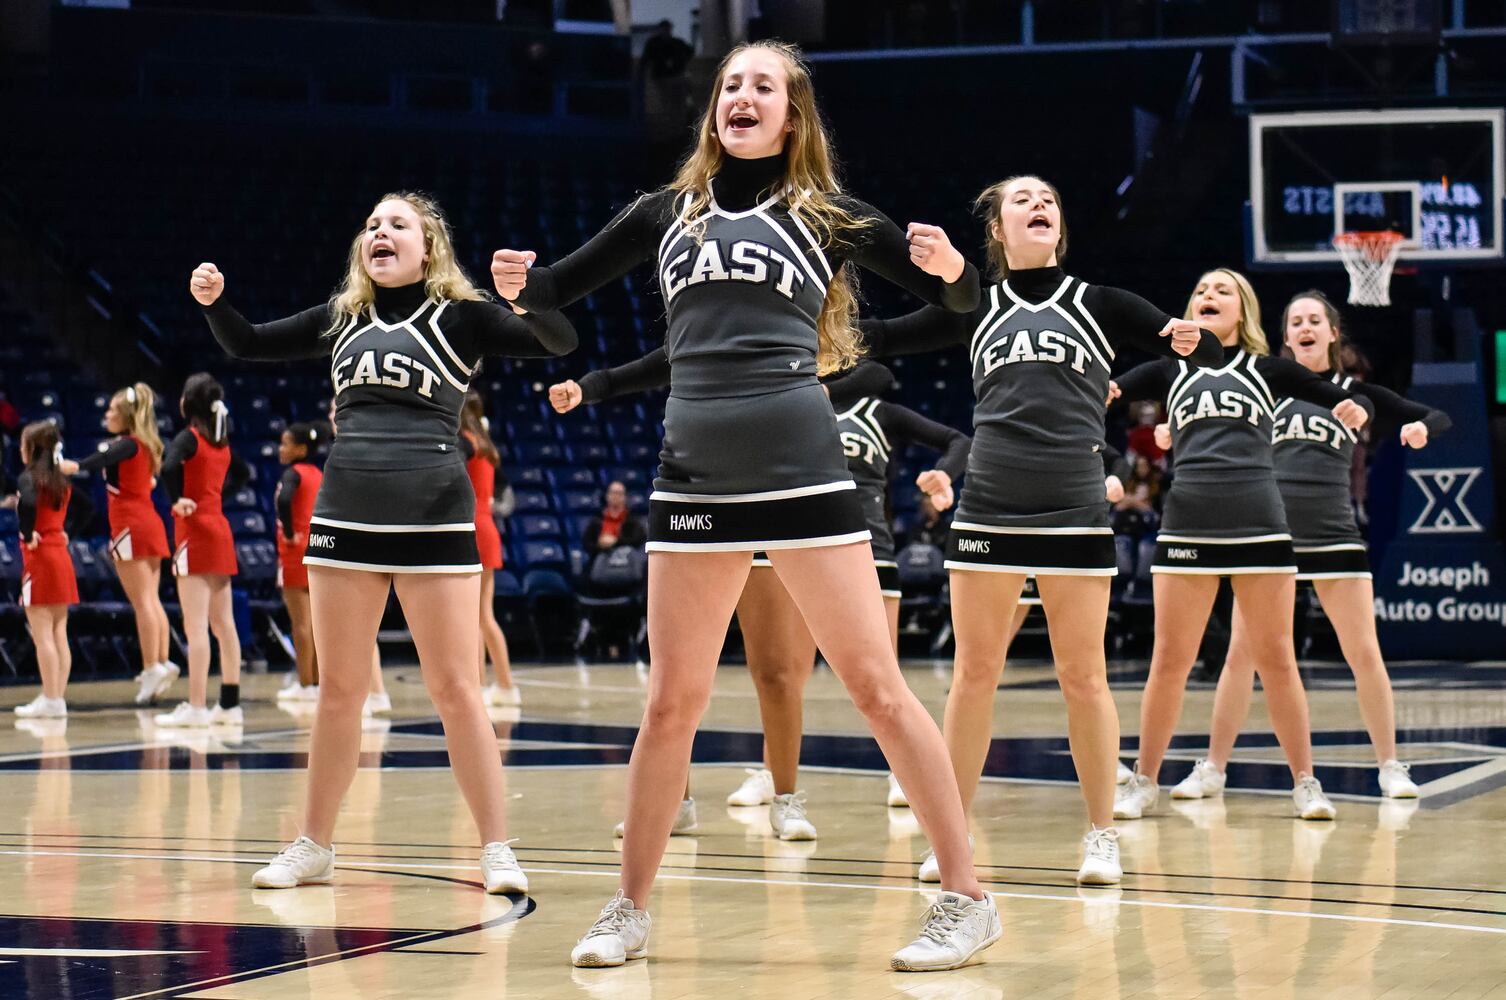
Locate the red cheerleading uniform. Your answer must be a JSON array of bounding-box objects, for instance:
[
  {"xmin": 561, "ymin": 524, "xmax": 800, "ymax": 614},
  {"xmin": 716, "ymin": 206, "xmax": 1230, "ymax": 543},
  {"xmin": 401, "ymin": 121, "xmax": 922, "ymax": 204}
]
[
  {"xmin": 275, "ymin": 461, "xmax": 323, "ymax": 589},
  {"xmin": 79, "ymin": 435, "xmax": 170, "ymax": 562},
  {"xmin": 166, "ymin": 427, "xmax": 239, "ymax": 578},
  {"xmin": 461, "ymin": 430, "xmax": 503, "ymax": 571},
  {"xmin": 18, "ymin": 474, "xmax": 79, "ymax": 608}
]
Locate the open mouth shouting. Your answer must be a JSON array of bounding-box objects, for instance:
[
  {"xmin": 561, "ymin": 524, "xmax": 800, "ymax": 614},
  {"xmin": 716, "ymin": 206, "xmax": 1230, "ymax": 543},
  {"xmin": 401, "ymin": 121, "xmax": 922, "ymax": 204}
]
[
  {"xmin": 1027, "ymin": 212, "xmax": 1052, "ymax": 233},
  {"xmin": 369, "ymin": 241, "xmax": 396, "ymax": 264},
  {"xmin": 727, "ymin": 110, "xmax": 760, "ymax": 133}
]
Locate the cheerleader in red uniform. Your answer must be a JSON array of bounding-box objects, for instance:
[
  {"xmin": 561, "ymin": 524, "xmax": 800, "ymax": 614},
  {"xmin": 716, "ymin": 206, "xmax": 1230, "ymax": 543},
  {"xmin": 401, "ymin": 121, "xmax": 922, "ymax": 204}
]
[
  {"xmin": 13, "ymin": 422, "xmax": 90, "ymax": 719},
  {"xmin": 458, "ymin": 391, "xmax": 518, "ymax": 707},
  {"xmin": 61, "ymin": 383, "xmax": 176, "ymax": 704},
  {"xmin": 156, "ymin": 373, "xmax": 249, "ymax": 728},
  {"xmin": 275, "ymin": 422, "xmax": 324, "ymax": 703}
]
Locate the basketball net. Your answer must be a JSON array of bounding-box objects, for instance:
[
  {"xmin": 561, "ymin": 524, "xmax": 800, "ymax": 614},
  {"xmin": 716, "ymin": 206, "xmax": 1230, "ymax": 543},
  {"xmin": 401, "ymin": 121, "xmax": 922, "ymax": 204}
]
[{"xmin": 1333, "ymin": 231, "xmax": 1405, "ymax": 307}]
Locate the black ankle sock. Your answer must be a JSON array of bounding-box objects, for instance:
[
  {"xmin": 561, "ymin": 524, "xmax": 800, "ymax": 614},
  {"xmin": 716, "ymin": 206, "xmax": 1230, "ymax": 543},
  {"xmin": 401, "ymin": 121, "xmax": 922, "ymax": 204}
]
[{"xmin": 219, "ymin": 683, "xmax": 240, "ymax": 710}]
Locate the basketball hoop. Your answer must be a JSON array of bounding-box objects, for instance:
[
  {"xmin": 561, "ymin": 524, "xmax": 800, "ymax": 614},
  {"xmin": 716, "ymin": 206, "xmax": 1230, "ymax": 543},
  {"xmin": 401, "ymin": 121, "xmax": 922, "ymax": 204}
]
[{"xmin": 1333, "ymin": 231, "xmax": 1405, "ymax": 307}]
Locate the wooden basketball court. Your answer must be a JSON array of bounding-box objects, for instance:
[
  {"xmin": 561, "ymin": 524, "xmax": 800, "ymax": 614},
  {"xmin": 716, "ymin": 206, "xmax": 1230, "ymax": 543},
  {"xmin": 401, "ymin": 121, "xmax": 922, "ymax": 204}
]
[{"xmin": 2, "ymin": 658, "xmax": 1503, "ymax": 999}]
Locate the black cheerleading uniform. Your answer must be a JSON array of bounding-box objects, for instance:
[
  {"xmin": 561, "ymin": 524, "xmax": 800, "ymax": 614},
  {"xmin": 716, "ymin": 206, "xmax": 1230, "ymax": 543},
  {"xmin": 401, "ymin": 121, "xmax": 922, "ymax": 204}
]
[
  {"xmin": 1273, "ymin": 371, "xmax": 1451, "ymax": 580},
  {"xmin": 510, "ymin": 150, "xmax": 980, "ymax": 553},
  {"xmin": 860, "ymin": 265, "xmax": 1223, "ymax": 576},
  {"xmin": 1113, "ymin": 346, "xmax": 1373, "ymax": 575},
  {"xmin": 202, "ymin": 282, "xmax": 576, "ymax": 572},
  {"xmin": 573, "ymin": 352, "xmax": 964, "ymax": 592}
]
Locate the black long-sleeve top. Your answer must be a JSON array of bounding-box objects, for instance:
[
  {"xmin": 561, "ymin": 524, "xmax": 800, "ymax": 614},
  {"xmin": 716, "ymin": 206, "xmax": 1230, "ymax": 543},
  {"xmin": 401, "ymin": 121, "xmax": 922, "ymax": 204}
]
[
  {"xmin": 859, "ymin": 265, "xmax": 1223, "ymax": 471},
  {"xmin": 509, "ymin": 149, "xmax": 979, "ymax": 399},
  {"xmin": 160, "ymin": 429, "xmax": 251, "ymax": 503},
  {"xmin": 202, "ymin": 281, "xmax": 576, "ymax": 470}
]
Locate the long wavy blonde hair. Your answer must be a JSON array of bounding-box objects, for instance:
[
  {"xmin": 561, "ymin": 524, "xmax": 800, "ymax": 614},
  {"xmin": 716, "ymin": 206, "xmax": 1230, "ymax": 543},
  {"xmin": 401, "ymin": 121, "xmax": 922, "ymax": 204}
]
[
  {"xmin": 327, "ymin": 191, "xmax": 487, "ymax": 334},
  {"xmin": 1184, "ymin": 268, "xmax": 1269, "ymax": 356},
  {"xmin": 669, "ymin": 41, "xmax": 867, "ymax": 374},
  {"xmin": 112, "ymin": 382, "xmax": 163, "ymax": 473}
]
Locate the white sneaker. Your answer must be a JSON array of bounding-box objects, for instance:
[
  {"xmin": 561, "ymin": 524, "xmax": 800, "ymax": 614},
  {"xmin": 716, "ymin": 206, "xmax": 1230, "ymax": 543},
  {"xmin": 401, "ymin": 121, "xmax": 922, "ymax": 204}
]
[
  {"xmin": 1075, "ymin": 827, "xmax": 1122, "ymax": 886},
  {"xmin": 917, "ymin": 834, "xmax": 974, "ymax": 883},
  {"xmin": 135, "ymin": 662, "xmax": 179, "ymax": 705},
  {"xmin": 481, "ymin": 840, "xmax": 529, "ymax": 894},
  {"xmin": 1293, "ymin": 773, "xmax": 1336, "ymax": 820},
  {"xmin": 1170, "ymin": 759, "xmax": 1226, "ymax": 800},
  {"xmin": 276, "ymin": 682, "xmax": 300, "ymax": 702},
  {"xmin": 484, "ymin": 683, "xmax": 521, "ymax": 707},
  {"xmin": 726, "ymin": 767, "xmax": 775, "ymax": 807},
  {"xmin": 1113, "ymin": 773, "xmax": 1158, "ymax": 820},
  {"xmin": 571, "ymin": 891, "xmax": 651, "ymax": 968},
  {"xmin": 891, "ymin": 891, "xmax": 1001, "ymax": 972},
  {"xmin": 154, "ymin": 703, "xmax": 211, "ymax": 728},
  {"xmin": 15, "ymin": 695, "xmax": 66, "ymax": 719},
  {"xmin": 1378, "ymin": 760, "xmax": 1419, "ymax": 799},
  {"xmin": 294, "ymin": 684, "xmax": 320, "ymax": 703},
  {"xmin": 888, "ymin": 772, "xmax": 910, "ymax": 807},
  {"xmin": 363, "ymin": 692, "xmax": 391, "ymax": 716},
  {"xmin": 1116, "ymin": 762, "xmax": 1134, "ymax": 785},
  {"xmin": 615, "ymin": 798, "xmax": 697, "ymax": 838},
  {"xmin": 209, "ymin": 705, "xmax": 243, "ymax": 727},
  {"xmin": 252, "ymin": 836, "xmax": 335, "ymax": 889},
  {"xmin": 770, "ymin": 791, "xmax": 817, "ymax": 841}
]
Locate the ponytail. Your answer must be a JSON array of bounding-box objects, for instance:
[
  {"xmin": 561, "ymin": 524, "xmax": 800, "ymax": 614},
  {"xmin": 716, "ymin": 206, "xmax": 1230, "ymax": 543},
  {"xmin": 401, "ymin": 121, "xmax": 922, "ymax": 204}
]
[
  {"xmin": 21, "ymin": 421, "xmax": 67, "ymax": 508},
  {"xmin": 182, "ymin": 372, "xmax": 230, "ymax": 446},
  {"xmin": 114, "ymin": 382, "xmax": 164, "ymax": 473}
]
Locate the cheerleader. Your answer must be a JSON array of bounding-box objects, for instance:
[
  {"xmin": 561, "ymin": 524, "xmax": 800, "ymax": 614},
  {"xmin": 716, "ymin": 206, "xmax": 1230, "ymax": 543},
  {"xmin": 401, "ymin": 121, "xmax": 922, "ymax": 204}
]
[
  {"xmin": 498, "ymin": 41, "xmax": 996, "ymax": 971},
  {"xmin": 552, "ymin": 355, "xmax": 951, "ymax": 840},
  {"xmin": 274, "ymin": 422, "xmax": 323, "ymax": 703},
  {"xmin": 1110, "ymin": 269, "xmax": 1372, "ymax": 822},
  {"xmin": 458, "ymin": 390, "xmax": 519, "ymax": 707},
  {"xmin": 61, "ymin": 383, "xmax": 176, "ymax": 704},
  {"xmin": 1177, "ymin": 290, "xmax": 1450, "ymax": 802},
  {"xmin": 13, "ymin": 422, "xmax": 89, "ymax": 719},
  {"xmin": 858, "ymin": 174, "xmax": 1220, "ymax": 885},
  {"xmin": 193, "ymin": 190, "xmax": 575, "ymax": 895},
  {"xmin": 155, "ymin": 373, "xmax": 249, "ymax": 728}
]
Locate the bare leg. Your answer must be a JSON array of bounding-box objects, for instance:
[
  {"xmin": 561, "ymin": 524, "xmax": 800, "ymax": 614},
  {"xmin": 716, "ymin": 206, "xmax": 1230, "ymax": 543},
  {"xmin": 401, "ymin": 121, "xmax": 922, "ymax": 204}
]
[
  {"xmin": 772, "ymin": 543, "xmax": 982, "ymax": 898},
  {"xmin": 479, "ymin": 571, "xmax": 515, "ymax": 690},
  {"xmin": 737, "ymin": 567, "xmax": 817, "ymax": 794},
  {"xmin": 620, "ymin": 551, "xmax": 751, "ymax": 905},
  {"xmin": 395, "ymin": 571, "xmax": 507, "ymax": 843},
  {"xmin": 369, "ymin": 646, "xmax": 386, "ymax": 695},
  {"xmin": 945, "ymin": 570, "xmax": 1025, "ymax": 818},
  {"xmin": 25, "ymin": 606, "xmax": 61, "ymax": 699},
  {"xmin": 116, "ymin": 559, "xmax": 164, "ymax": 670},
  {"xmin": 1037, "ymin": 575, "xmax": 1118, "ymax": 829},
  {"xmin": 303, "ymin": 566, "xmax": 391, "ymax": 845},
  {"xmin": 283, "ymin": 587, "xmax": 318, "ymax": 687},
  {"xmin": 176, "ymin": 574, "xmax": 212, "ymax": 708},
  {"xmin": 52, "ymin": 608, "xmax": 71, "ymax": 695},
  {"xmin": 1314, "ymin": 577, "xmax": 1397, "ymax": 763},
  {"xmin": 1231, "ymin": 573, "xmax": 1313, "ymax": 780},
  {"xmin": 1136, "ymin": 574, "xmax": 1220, "ymax": 781},
  {"xmin": 206, "ymin": 575, "xmax": 240, "ymax": 687},
  {"xmin": 1207, "ymin": 603, "xmax": 1256, "ymax": 771}
]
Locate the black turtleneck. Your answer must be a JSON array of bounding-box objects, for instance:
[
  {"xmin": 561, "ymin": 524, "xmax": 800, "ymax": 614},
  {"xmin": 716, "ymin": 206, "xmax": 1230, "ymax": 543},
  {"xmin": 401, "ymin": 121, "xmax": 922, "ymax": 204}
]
[
  {"xmin": 202, "ymin": 279, "xmax": 577, "ymax": 362},
  {"xmin": 860, "ymin": 264, "xmax": 1223, "ymax": 368},
  {"xmin": 509, "ymin": 155, "xmax": 979, "ymax": 317}
]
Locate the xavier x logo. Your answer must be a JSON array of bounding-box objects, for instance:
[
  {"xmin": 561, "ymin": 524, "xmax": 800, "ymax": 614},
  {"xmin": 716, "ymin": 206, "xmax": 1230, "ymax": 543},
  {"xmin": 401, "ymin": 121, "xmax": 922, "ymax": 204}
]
[{"xmin": 1407, "ymin": 467, "xmax": 1484, "ymax": 534}]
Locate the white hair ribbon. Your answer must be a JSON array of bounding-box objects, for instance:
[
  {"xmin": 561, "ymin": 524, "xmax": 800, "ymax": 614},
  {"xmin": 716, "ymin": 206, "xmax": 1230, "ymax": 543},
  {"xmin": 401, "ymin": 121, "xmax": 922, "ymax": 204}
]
[{"xmin": 212, "ymin": 399, "xmax": 229, "ymax": 441}]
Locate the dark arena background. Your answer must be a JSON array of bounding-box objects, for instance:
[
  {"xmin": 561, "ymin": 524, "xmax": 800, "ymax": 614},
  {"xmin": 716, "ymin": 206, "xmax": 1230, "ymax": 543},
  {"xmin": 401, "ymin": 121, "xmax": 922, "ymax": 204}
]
[{"xmin": 0, "ymin": 1, "xmax": 1504, "ymax": 997}]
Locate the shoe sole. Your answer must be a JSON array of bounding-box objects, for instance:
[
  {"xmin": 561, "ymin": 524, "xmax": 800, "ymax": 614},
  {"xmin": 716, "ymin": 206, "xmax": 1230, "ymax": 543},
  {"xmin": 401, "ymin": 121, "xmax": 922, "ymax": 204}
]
[
  {"xmin": 1075, "ymin": 867, "xmax": 1123, "ymax": 886},
  {"xmin": 916, "ymin": 869, "xmax": 941, "ymax": 884},
  {"xmin": 727, "ymin": 795, "xmax": 773, "ymax": 806},
  {"xmin": 572, "ymin": 947, "xmax": 645, "ymax": 968},
  {"xmin": 890, "ymin": 925, "xmax": 1003, "ymax": 972},
  {"xmin": 485, "ymin": 879, "xmax": 529, "ymax": 894},
  {"xmin": 776, "ymin": 826, "xmax": 817, "ymax": 842},
  {"xmin": 251, "ymin": 873, "xmax": 334, "ymax": 889},
  {"xmin": 1381, "ymin": 787, "xmax": 1419, "ymax": 799},
  {"xmin": 1298, "ymin": 809, "xmax": 1336, "ymax": 821}
]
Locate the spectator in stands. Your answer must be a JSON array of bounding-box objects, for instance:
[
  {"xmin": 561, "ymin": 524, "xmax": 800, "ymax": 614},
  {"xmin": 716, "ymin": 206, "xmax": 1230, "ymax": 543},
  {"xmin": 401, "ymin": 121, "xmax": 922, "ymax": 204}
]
[
  {"xmin": 583, "ymin": 480, "xmax": 645, "ymax": 557},
  {"xmin": 1112, "ymin": 453, "xmax": 1163, "ymax": 537},
  {"xmin": 905, "ymin": 489, "xmax": 952, "ymax": 548},
  {"xmin": 1124, "ymin": 400, "xmax": 1167, "ymax": 466},
  {"xmin": 639, "ymin": 19, "xmax": 693, "ymax": 82}
]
